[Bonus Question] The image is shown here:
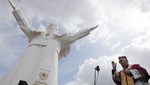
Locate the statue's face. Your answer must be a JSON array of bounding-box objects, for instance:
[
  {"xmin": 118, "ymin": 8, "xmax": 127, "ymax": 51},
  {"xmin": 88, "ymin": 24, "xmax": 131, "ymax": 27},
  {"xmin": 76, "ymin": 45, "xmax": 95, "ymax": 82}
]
[{"xmin": 46, "ymin": 23, "xmax": 58, "ymax": 34}]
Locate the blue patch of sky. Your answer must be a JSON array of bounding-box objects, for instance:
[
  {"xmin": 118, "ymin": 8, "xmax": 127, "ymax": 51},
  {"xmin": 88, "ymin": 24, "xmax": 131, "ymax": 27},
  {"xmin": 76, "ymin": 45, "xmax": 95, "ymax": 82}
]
[{"xmin": 0, "ymin": 21, "xmax": 28, "ymax": 77}]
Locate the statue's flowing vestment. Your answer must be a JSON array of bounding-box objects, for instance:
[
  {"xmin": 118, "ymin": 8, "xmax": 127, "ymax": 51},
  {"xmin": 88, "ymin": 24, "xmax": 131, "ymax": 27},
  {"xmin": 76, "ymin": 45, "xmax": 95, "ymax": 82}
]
[{"xmin": 0, "ymin": 8, "xmax": 98, "ymax": 85}]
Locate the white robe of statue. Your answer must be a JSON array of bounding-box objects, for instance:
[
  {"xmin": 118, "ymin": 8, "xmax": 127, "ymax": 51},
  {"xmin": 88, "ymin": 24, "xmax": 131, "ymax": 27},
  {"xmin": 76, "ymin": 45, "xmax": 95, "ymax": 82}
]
[{"xmin": 0, "ymin": 0, "xmax": 98, "ymax": 85}]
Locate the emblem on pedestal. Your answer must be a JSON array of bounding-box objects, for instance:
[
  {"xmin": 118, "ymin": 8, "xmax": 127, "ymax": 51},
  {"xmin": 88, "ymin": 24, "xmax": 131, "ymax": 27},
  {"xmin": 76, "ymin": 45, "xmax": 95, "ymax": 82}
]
[
  {"xmin": 33, "ymin": 69, "xmax": 49, "ymax": 85},
  {"xmin": 39, "ymin": 72, "xmax": 48, "ymax": 80}
]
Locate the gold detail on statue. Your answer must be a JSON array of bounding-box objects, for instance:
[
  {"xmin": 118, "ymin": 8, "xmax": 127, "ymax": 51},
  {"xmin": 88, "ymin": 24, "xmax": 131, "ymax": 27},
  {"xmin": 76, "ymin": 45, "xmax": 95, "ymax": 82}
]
[{"xmin": 33, "ymin": 81, "xmax": 47, "ymax": 85}]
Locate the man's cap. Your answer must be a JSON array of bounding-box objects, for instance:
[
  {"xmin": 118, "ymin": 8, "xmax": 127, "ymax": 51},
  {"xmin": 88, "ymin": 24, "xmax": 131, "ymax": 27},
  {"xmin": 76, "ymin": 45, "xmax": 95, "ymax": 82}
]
[{"xmin": 118, "ymin": 56, "xmax": 127, "ymax": 60}]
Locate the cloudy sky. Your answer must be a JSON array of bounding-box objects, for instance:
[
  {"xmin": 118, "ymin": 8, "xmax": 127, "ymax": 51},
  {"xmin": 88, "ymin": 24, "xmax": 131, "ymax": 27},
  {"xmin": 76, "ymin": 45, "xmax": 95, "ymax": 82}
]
[{"xmin": 0, "ymin": 0, "xmax": 150, "ymax": 85}]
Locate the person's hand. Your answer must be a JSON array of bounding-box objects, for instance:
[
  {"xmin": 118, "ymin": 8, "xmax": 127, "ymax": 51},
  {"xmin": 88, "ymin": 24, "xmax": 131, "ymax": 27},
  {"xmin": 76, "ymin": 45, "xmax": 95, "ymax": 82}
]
[
  {"xmin": 111, "ymin": 61, "xmax": 117, "ymax": 69},
  {"xmin": 124, "ymin": 69, "xmax": 131, "ymax": 75}
]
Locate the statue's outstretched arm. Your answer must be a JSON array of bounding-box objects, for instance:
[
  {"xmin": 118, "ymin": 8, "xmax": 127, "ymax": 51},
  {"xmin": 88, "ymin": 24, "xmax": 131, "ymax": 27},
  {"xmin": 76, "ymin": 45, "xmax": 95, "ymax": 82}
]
[
  {"xmin": 9, "ymin": 0, "xmax": 32, "ymax": 39},
  {"xmin": 8, "ymin": 0, "xmax": 16, "ymax": 10},
  {"xmin": 65, "ymin": 25, "xmax": 99, "ymax": 44},
  {"xmin": 74, "ymin": 25, "xmax": 99, "ymax": 39},
  {"xmin": 88, "ymin": 25, "xmax": 99, "ymax": 32},
  {"xmin": 58, "ymin": 25, "xmax": 98, "ymax": 59}
]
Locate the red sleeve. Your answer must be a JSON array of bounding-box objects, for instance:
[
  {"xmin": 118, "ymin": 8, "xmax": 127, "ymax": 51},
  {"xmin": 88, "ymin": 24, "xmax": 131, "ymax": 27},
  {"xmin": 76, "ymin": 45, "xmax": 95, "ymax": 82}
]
[{"xmin": 132, "ymin": 64, "xmax": 150, "ymax": 82}]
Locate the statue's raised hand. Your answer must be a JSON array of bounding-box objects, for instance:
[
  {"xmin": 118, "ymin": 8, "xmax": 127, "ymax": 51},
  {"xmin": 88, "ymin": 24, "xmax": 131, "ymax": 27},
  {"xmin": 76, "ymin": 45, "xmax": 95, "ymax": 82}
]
[
  {"xmin": 89, "ymin": 25, "xmax": 99, "ymax": 31},
  {"xmin": 8, "ymin": 0, "xmax": 16, "ymax": 10}
]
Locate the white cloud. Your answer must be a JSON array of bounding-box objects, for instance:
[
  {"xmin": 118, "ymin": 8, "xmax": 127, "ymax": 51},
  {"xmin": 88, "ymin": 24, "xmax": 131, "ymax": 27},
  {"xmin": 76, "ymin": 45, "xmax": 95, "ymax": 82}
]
[
  {"xmin": 121, "ymin": 29, "xmax": 150, "ymax": 68},
  {"xmin": 66, "ymin": 56, "xmax": 118, "ymax": 85}
]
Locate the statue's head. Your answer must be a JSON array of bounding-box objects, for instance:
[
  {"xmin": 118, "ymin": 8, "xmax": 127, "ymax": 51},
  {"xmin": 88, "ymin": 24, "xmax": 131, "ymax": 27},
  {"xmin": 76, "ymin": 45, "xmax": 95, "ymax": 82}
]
[{"xmin": 46, "ymin": 23, "xmax": 58, "ymax": 34}]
